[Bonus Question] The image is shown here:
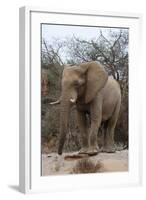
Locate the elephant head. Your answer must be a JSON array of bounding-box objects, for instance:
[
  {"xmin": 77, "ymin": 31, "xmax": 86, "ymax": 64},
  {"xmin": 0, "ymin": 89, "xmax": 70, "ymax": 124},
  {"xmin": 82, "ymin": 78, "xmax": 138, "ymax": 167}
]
[{"xmin": 51, "ymin": 62, "xmax": 108, "ymax": 155}]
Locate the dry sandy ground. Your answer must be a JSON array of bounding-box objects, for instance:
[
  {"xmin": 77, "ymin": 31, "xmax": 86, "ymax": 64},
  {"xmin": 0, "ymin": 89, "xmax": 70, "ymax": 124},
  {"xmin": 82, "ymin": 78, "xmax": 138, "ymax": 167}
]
[{"xmin": 41, "ymin": 150, "xmax": 128, "ymax": 176}]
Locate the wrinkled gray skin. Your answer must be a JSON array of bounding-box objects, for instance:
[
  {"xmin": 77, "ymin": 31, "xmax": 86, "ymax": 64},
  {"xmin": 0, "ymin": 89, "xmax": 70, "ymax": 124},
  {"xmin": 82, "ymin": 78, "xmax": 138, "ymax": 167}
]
[{"xmin": 51, "ymin": 62, "xmax": 121, "ymax": 155}]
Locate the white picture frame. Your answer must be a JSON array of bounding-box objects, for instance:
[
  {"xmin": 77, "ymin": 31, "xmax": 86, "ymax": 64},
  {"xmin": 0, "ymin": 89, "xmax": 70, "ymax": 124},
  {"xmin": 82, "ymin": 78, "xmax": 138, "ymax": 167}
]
[{"xmin": 19, "ymin": 6, "xmax": 142, "ymax": 194}]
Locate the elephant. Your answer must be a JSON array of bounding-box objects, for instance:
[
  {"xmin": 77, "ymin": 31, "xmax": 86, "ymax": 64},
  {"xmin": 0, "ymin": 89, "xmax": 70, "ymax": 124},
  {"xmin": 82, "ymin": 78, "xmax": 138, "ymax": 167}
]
[{"xmin": 50, "ymin": 61, "xmax": 121, "ymax": 155}]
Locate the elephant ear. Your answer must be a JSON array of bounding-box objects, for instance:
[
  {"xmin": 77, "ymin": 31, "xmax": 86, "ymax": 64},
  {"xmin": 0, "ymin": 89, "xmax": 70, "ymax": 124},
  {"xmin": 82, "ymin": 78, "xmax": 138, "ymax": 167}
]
[{"xmin": 80, "ymin": 62, "xmax": 108, "ymax": 104}]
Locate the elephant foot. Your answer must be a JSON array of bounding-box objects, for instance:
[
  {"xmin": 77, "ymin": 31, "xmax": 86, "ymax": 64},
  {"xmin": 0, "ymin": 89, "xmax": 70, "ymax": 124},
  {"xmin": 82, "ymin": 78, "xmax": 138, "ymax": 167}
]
[
  {"xmin": 102, "ymin": 145, "xmax": 116, "ymax": 153},
  {"xmin": 87, "ymin": 147, "xmax": 100, "ymax": 156},
  {"xmin": 79, "ymin": 146, "xmax": 100, "ymax": 156},
  {"xmin": 78, "ymin": 147, "xmax": 89, "ymax": 155},
  {"xmin": 88, "ymin": 146, "xmax": 100, "ymax": 156}
]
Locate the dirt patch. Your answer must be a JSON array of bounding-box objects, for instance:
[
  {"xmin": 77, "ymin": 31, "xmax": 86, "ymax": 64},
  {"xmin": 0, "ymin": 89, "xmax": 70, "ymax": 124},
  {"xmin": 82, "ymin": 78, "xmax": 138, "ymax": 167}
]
[
  {"xmin": 64, "ymin": 154, "xmax": 89, "ymax": 161},
  {"xmin": 41, "ymin": 150, "xmax": 128, "ymax": 176}
]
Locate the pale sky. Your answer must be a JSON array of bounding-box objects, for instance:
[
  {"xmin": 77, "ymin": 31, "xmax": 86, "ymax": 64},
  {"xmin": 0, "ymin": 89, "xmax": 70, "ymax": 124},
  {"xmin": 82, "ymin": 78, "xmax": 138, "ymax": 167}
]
[
  {"xmin": 42, "ymin": 24, "xmax": 127, "ymax": 43},
  {"xmin": 41, "ymin": 24, "xmax": 128, "ymax": 63}
]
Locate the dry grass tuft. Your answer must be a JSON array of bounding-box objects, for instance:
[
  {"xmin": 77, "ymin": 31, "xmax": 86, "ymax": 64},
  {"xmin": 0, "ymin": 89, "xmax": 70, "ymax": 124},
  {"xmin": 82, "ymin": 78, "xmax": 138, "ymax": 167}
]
[{"xmin": 72, "ymin": 158, "xmax": 102, "ymax": 174}]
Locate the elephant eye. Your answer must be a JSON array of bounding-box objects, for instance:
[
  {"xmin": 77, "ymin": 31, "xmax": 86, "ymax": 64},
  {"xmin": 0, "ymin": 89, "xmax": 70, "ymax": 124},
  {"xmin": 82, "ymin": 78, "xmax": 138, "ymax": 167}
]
[{"xmin": 73, "ymin": 79, "xmax": 85, "ymax": 87}]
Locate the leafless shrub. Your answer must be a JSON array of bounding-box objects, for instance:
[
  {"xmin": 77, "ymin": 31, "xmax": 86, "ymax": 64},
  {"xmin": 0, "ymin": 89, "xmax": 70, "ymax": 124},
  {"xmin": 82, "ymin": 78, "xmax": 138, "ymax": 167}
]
[{"xmin": 72, "ymin": 158, "xmax": 102, "ymax": 174}]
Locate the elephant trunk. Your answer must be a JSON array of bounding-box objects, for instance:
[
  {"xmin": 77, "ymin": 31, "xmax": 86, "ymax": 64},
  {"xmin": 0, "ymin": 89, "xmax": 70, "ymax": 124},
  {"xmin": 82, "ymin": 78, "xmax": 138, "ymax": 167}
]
[{"xmin": 58, "ymin": 99, "xmax": 71, "ymax": 155}]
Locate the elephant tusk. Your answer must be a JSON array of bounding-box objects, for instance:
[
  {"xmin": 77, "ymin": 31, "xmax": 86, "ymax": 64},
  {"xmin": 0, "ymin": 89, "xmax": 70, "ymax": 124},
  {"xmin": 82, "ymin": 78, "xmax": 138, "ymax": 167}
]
[
  {"xmin": 49, "ymin": 99, "xmax": 61, "ymax": 105},
  {"xmin": 70, "ymin": 98, "xmax": 76, "ymax": 103}
]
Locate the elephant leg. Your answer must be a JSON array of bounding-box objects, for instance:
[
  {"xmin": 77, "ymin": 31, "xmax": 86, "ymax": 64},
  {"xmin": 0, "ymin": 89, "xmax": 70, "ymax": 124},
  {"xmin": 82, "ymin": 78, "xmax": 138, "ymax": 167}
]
[
  {"xmin": 103, "ymin": 100, "xmax": 121, "ymax": 153},
  {"xmin": 77, "ymin": 111, "xmax": 89, "ymax": 154},
  {"xmin": 88, "ymin": 95, "xmax": 102, "ymax": 155},
  {"xmin": 98, "ymin": 121, "xmax": 107, "ymax": 151},
  {"xmin": 103, "ymin": 120, "xmax": 116, "ymax": 153}
]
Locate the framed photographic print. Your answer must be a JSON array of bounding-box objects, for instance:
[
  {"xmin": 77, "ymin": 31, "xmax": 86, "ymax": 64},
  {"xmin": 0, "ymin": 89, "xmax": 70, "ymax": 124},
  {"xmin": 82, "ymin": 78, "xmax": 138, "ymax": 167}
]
[{"xmin": 19, "ymin": 7, "xmax": 142, "ymax": 193}]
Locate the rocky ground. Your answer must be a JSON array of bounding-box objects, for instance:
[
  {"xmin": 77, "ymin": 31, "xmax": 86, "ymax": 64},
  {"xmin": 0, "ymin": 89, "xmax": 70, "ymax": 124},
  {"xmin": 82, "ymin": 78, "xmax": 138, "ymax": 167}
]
[{"xmin": 41, "ymin": 150, "xmax": 128, "ymax": 176}]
